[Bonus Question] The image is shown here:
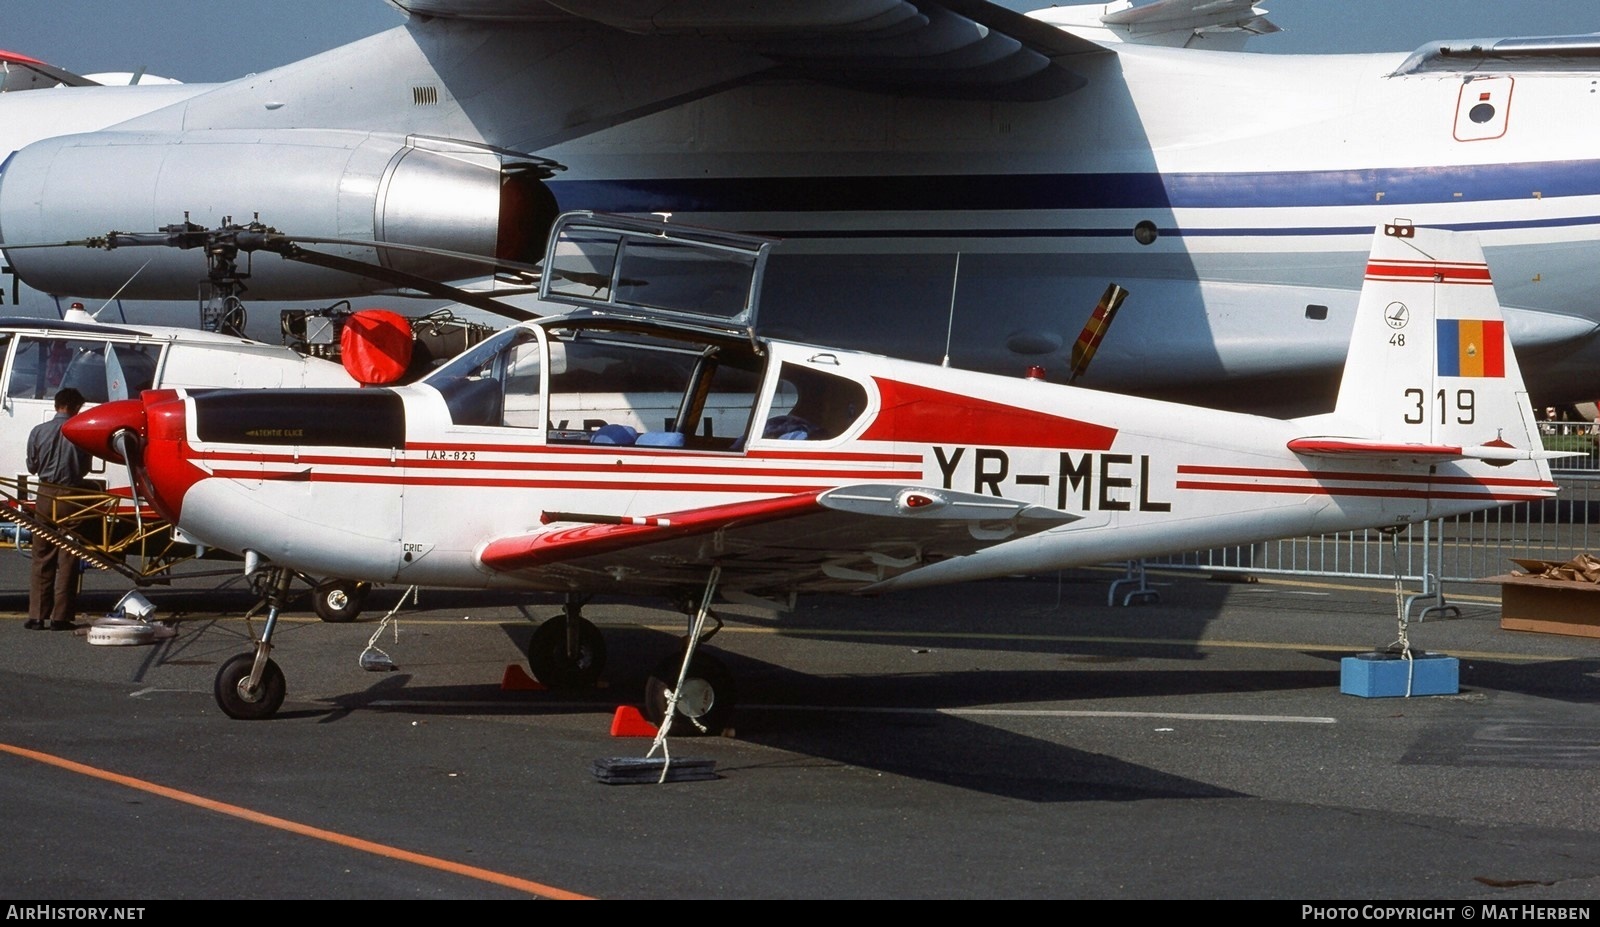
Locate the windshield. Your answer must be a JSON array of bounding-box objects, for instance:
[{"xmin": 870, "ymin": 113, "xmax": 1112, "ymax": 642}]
[{"xmin": 422, "ymin": 326, "xmax": 532, "ymax": 387}]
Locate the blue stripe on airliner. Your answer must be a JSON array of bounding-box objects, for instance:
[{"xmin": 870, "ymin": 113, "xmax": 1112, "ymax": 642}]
[{"xmin": 547, "ymin": 160, "xmax": 1600, "ymax": 238}]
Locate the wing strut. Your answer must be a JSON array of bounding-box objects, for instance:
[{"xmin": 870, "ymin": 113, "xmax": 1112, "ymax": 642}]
[
  {"xmin": 651, "ymin": 564, "xmax": 722, "ymax": 752},
  {"xmin": 593, "ymin": 565, "xmax": 727, "ymax": 786}
]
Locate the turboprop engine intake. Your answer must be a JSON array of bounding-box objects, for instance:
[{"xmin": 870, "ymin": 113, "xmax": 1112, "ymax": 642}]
[{"xmin": 0, "ymin": 130, "xmax": 558, "ymax": 299}]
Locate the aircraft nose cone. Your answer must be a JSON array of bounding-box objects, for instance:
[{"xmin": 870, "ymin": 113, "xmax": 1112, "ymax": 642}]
[{"xmin": 63, "ymin": 398, "xmax": 146, "ymax": 464}]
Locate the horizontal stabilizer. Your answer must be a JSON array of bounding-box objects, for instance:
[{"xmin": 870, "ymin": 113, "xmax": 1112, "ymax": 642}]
[{"xmin": 1288, "ymin": 437, "xmax": 1580, "ymax": 463}]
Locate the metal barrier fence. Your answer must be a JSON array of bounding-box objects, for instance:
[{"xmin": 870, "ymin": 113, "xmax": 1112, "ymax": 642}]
[{"xmin": 1144, "ymin": 424, "xmax": 1600, "ymax": 598}]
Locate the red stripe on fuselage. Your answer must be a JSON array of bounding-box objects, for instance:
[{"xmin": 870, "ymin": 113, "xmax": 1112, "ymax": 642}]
[
  {"xmin": 193, "ymin": 449, "xmax": 918, "ymax": 481},
  {"xmin": 403, "ymin": 441, "xmax": 920, "ymax": 464},
  {"xmin": 1175, "ymin": 479, "xmax": 1550, "ymax": 503}
]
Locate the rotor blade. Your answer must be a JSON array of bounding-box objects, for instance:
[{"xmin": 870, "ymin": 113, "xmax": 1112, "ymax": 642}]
[
  {"xmin": 0, "ymin": 238, "xmax": 109, "ymax": 249},
  {"xmin": 248, "ymin": 239, "xmax": 538, "ymax": 322},
  {"xmin": 6, "ymin": 223, "xmax": 544, "ymax": 322},
  {"xmin": 269, "ymin": 234, "xmax": 545, "ymax": 281}
]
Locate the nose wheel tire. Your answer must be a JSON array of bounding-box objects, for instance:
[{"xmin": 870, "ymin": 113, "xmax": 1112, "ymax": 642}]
[
  {"xmin": 313, "ymin": 579, "xmax": 369, "ymax": 623},
  {"xmin": 644, "ymin": 648, "xmax": 735, "ymax": 737},
  {"xmin": 214, "ymin": 653, "xmax": 286, "ymax": 720},
  {"xmin": 526, "ymin": 616, "xmax": 607, "ymax": 689}
]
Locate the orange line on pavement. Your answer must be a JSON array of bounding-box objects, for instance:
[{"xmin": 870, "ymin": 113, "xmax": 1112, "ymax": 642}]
[{"xmin": 0, "ymin": 740, "xmax": 592, "ymax": 900}]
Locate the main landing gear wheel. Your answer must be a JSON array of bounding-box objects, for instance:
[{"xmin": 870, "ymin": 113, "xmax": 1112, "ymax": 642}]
[
  {"xmin": 526, "ymin": 615, "xmax": 607, "ymax": 689},
  {"xmin": 214, "ymin": 653, "xmax": 286, "ymax": 720},
  {"xmin": 313, "ymin": 579, "xmax": 369, "ymax": 623},
  {"xmin": 645, "ymin": 647, "xmax": 735, "ymax": 737}
]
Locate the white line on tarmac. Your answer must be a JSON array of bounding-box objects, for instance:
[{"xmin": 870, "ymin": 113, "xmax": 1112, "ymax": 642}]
[
  {"xmin": 763, "ymin": 705, "xmax": 1337, "ymax": 724},
  {"xmin": 368, "ymin": 699, "xmax": 1335, "ymax": 726}
]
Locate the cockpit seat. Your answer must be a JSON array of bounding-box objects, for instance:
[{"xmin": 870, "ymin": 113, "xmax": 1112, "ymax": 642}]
[
  {"xmin": 591, "ymin": 424, "xmax": 639, "ymax": 445},
  {"xmin": 636, "ymin": 431, "xmax": 686, "ymax": 447}
]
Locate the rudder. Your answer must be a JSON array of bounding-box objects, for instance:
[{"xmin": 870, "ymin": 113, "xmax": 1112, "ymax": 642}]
[{"xmin": 1331, "ymin": 221, "xmax": 1542, "ymax": 457}]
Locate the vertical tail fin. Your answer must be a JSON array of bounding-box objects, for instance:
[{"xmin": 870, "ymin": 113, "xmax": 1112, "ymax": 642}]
[{"xmin": 1307, "ymin": 222, "xmax": 1546, "ymax": 463}]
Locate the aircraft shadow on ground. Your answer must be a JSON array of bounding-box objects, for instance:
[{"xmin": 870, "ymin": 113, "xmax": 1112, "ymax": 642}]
[{"xmin": 301, "ymin": 619, "xmax": 1328, "ymax": 803}]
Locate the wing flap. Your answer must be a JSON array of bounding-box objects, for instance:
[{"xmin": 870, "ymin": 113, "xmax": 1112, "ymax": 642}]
[{"xmin": 478, "ymin": 483, "xmax": 1076, "ymax": 594}]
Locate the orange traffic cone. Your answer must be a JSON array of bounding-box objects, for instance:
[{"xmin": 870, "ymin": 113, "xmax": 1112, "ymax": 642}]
[
  {"xmin": 610, "ymin": 706, "xmax": 658, "ymax": 737},
  {"xmin": 501, "ymin": 664, "xmax": 547, "ymax": 691}
]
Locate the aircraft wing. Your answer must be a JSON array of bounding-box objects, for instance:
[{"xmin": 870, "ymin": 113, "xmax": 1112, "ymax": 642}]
[
  {"xmin": 385, "ymin": 0, "xmax": 1106, "ymax": 100},
  {"xmin": 1030, "ymin": 0, "xmax": 1279, "ymax": 50},
  {"xmin": 477, "ymin": 483, "xmax": 1077, "ymax": 595},
  {"xmin": 0, "ymin": 51, "xmax": 100, "ymax": 91},
  {"xmin": 1393, "ymin": 34, "xmax": 1600, "ymax": 75}
]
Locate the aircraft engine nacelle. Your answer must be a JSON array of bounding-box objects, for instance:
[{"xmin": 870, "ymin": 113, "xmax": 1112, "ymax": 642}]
[{"xmin": 0, "ymin": 129, "xmax": 558, "ymax": 300}]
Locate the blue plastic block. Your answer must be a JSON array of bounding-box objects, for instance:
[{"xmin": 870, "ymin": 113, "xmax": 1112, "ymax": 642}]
[{"xmin": 1340, "ymin": 652, "xmax": 1459, "ymax": 698}]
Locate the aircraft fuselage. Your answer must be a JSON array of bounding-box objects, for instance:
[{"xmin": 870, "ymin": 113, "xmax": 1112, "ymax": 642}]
[{"xmin": 6, "ymin": 22, "xmax": 1600, "ymax": 415}]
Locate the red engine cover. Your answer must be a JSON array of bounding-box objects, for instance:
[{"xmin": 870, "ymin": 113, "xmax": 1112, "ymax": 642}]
[{"xmin": 341, "ymin": 310, "xmax": 414, "ymax": 386}]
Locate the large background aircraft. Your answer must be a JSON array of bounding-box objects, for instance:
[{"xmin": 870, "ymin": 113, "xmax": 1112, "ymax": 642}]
[{"xmin": 3, "ymin": 0, "xmax": 1599, "ymax": 415}]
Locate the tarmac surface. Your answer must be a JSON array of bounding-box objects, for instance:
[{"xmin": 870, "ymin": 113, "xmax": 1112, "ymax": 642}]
[{"xmin": 1, "ymin": 551, "xmax": 1598, "ymax": 901}]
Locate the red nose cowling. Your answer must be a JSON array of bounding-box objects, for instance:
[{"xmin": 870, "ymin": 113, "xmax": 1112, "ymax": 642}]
[{"xmin": 62, "ymin": 398, "xmax": 147, "ymax": 465}]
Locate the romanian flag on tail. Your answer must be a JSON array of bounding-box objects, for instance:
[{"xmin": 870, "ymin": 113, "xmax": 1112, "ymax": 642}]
[{"xmin": 1436, "ymin": 319, "xmax": 1505, "ymax": 377}]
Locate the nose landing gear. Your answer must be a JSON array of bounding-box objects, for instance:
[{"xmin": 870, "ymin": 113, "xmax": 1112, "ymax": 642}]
[{"xmin": 213, "ymin": 566, "xmax": 293, "ymax": 720}]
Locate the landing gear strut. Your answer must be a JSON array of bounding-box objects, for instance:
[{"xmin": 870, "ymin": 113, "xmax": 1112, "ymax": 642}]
[
  {"xmin": 214, "ymin": 566, "xmax": 292, "ymax": 719},
  {"xmin": 526, "ymin": 595, "xmax": 606, "ymax": 688}
]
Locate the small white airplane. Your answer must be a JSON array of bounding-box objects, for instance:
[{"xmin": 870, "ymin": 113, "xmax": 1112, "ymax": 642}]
[
  {"xmin": 0, "ymin": 305, "xmax": 360, "ymax": 478},
  {"xmin": 63, "ymin": 213, "xmax": 1563, "ymax": 733},
  {"xmin": 0, "ymin": 302, "xmax": 378, "ymax": 613},
  {"xmin": 3, "ymin": 2, "xmax": 1600, "ymax": 418}
]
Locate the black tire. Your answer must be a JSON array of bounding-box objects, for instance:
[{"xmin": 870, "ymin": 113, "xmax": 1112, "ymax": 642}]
[
  {"xmin": 526, "ymin": 616, "xmax": 607, "ymax": 689},
  {"xmin": 644, "ymin": 647, "xmax": 735, "ymax": 737},
  {"xmin": 214, "ymin": 653, "xmax": 286, "ymax": 720},
  {"xmin": 313, "ymin": 579, "xmax": 369, "ymax": 623}
]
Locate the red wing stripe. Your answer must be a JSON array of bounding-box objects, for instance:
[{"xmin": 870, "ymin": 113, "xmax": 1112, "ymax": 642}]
[{"xmin": 480, "ymin": 491, "xmax": 825, "ymax": 571}]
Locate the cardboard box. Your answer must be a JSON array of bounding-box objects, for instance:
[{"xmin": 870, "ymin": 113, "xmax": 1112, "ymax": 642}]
[
  {"xmin": 1340, "ymin": 652, "xmax": 1459, "ymax": 698},
  {"xmin": 1489, "ymin": 572, "xmax": 1600, "ymax": 639}
]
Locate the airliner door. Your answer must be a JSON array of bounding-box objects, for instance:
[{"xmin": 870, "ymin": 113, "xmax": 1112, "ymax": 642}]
[{"xmin": 1454, "ymin": 76, "xmax": 1513, "ymax": 142}]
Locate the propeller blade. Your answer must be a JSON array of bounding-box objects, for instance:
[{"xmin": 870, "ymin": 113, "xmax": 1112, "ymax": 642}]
[{"xmin": 104, "ymin": 345, "xmax": 129, "ymax": 403}]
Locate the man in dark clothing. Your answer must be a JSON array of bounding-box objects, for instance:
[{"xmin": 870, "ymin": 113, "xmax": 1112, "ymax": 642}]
[{"xmin": 25, "ymin": 388, "xmax": 91, "ymax": 630}]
